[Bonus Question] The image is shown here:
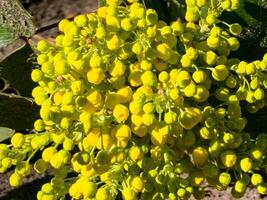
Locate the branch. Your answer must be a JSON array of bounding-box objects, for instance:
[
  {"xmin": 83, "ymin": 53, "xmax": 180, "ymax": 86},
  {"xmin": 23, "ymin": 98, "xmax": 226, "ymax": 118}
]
[{"xmin": 0, "ymin": 91, "xmax": 35, "ymax": 103}]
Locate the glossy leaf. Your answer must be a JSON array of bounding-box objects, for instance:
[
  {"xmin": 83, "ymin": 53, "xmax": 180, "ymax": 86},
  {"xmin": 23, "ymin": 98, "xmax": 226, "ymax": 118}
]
[
  {"xmin": 0, "ymin": 93, "xmax": 39, "ymax": 130},
  {"xmin": 0, "ymin": 127, "xmax": 15, "ymax": 142},
  {"xmin": 0, "ymin": 42, "xmax": 36, "ymax": 97}
]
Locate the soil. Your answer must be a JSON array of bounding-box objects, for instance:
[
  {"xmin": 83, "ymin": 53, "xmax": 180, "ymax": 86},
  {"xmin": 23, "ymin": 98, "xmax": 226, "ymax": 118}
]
[{"xmin": 0, "ymin": 0, "xmax": 267, "ymax": 200}]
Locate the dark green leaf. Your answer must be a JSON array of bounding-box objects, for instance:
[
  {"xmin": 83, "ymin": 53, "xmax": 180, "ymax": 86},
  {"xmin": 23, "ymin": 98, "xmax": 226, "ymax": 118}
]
[
  {"xmin": 0, "ymin": 0, "xmax": 36, "ymax": 48},
  {"xmin": 0, "ymin": 77, "xmax": 6, "ymax": 91},
  {"xmin": 0, "ymin": 127, "xmax": 15, "ymax": 142},
  {"xmin": 0, "ymin": 93, "xmax": 39, "ymax": 130},
  {"xmin": 220, "ymin": 9, "xmax": 248, "ymax": 26},
  {"xmin": 244, "ymin": 107, "xmax": 267, "ymax": 133},
  {"xmin": 230, "ymin": 0, "xmax": 267, "ymax": 26},
  {"xmin": 98, "ymin": 0, "xmax": 106, "ymax": 7},
  {"xmin": 242, "ymin": 1, "xmax": 267, "ymax": 24},
  {"xmin": 221, "ymin": 0, "xmax": 267, "ymax": 60},
  {"xmin": 0, "ymin": 42, "xmax": 36, "ymax": 97},
  {"xmin": 167, "ymin": 0, "xmax": 186, "ymax": 21}
]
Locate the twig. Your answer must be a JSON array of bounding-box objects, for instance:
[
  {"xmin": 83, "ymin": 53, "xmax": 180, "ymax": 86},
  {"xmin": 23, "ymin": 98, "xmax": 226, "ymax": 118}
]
[{"xmin": 0, "ymin": 91, "xmax": 35, "ymax": 103}]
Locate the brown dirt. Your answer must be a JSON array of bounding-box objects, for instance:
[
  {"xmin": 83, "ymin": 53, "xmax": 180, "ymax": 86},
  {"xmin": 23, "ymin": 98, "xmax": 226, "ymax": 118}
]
[
  {"xmin": 27, "ymin": 0, "xmax": 98, "ymax": 38},
  {"xmin": 0, "ymin": 169, "xmax": 53, "ymax": 200}
]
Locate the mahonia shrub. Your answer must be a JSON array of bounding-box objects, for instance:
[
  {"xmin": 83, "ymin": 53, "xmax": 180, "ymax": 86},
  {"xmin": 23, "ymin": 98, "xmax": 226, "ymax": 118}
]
[{"xmin": 1, "ymin": 0, "xmax": 267, "ymax": 199}]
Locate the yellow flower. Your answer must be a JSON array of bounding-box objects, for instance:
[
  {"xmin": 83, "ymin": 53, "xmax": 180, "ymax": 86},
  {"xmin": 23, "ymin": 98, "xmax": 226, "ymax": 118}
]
[
  {"xmin": 192, "ymin": 147, "xmax": 209, "ymax": 166},
  {"xmin": 117, "ymin": 86, "xmax": 133, "ymax": 103},
  {"xmin": 151, "ymin": 128, "xmax": 168, "ymax": 146},
  {"xmin": 87, "ymin": 68, "xmax": 105, "ymax": 85},
  {"xmin": 86, "ymin": 90, "xmax": 103, "ymax": 108},
  {"xmin": 129, "ymin": 146, "xmax": 143, "ymax": 162},
  {"xmin": 107, "ymin": 34, "xmax": 121, "ymax": 51},
  {"xmin": 97, "ymin": 6, "xmax": 107, "ymax": 18},
  {"xmin": 128, "ymin": 69, "xmax": 143, "ymax": 87},
  {"xmin": 212, "ymin": 65, "xmax": 229, "ymax": 81},
  {"xmin": 115, "ymin": 124, "xmax": 132, "ymax": 141},
  {"xmin": 113, "ymin": 104, "xmax": 129, "ymax": 123},
  {"xmin": 130, "ymin": 176, "xmax": 143, "ymax": 192},
  {"xmin": 105, "ymin": 92, "xmax": 121, "ymax": 110},
  {"xmin": 220, "ymin": 150, "xmax": 237, "ymax": 168},
  {"xmin": 131, "ymin": 124, "xmax": 148, "ymax": 137},
  {"xmin": 82, "ymin": 128, "xmax": 101, "ymax": 149},
  {"xmin": 109, "ymin": 59, "xmax": 126, "ymax": 77},
  {"xmin": 96, "ymin": 133, "xmax": 115, "ymax": 150},
  {"xmin": 122, "ymin": 187, "xmax": 137, "ymax": 200}
]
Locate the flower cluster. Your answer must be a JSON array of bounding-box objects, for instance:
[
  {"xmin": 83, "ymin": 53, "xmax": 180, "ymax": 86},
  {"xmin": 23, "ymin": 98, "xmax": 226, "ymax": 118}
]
[{"xmin": 1, "ymin": 0, "xmax": 267, "ymax": 199}]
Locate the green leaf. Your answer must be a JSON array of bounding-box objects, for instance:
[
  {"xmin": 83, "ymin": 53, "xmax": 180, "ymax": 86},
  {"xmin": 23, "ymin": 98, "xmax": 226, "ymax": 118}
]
[
  {"xmin": 0, "ymin": 42, "xmax": 36, "ymax": 97},
  {"xmin": 223, "ymin": 0, "xmax": 267, "ymax": 26},
  {"xmin": 0, "ymin": 42, "xmax": 39, "ymax": 130},
  {"xmin": 245, "ymin": 0, "xmax": 267, "ymax": 25},
  {"xmin": 0, "ymin": 0, "xmax": 36, "ymax": 48},
  {"xmin": 167, "ymin": 0, "xmax": 186, "ymax": 21},
  {"xmin": 234, "ymin": 0, "xmax": 258, "ymax": 25},
  {"xmin": 0, "ymin": 26, "xmax": 16, "ymax": 48},
  {"xmin": 0, "ymin": 127, "xmax": 15, "ymax": 142},
  {"xmin": 98, "ymin": 0, "xmax": 106, "ymax": 7},
  {"xmin": 0, "ymin": 93, "xmax": 39, "ymax": 130}
]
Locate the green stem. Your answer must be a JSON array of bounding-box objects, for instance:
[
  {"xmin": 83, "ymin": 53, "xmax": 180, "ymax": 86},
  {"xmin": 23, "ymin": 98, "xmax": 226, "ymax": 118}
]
[
  {"xmin": 142, "ymin": 0, "xmax": 147, "ymax": 10},
  {"xmin": 101, "ymin": 128, "xmax": 104, "ymax": 150},
  {"xmin": 192, "ymin": 64, "xmax": 199, "ymax": 71},
  {"xmin": 26, "ymin": 149, "xmax": 38, "ymax": 162},
  {"xmin": 243, "ymin": 77, "xmax": 251, "ymax": 92},
  {"xmin": 211, "ymin": 0, "xmax": 215, "ymax": 9},
  {"xmin": 219, "ymin": 20, "xmax": 230, "ymax": 27},
  {"xmin": 64, "ymin": 176, "xmax": 78, "ymax": 182}
]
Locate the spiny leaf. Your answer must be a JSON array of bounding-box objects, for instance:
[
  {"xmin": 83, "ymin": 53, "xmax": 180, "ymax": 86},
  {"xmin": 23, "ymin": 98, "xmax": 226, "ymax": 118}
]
[
  {"xmin": 0, "ymin": 26, "xmax": 16, "ymax": 48},
  {"xmin": 0, "ymin": 0, "xmax": 36, "ymax": 48}
]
